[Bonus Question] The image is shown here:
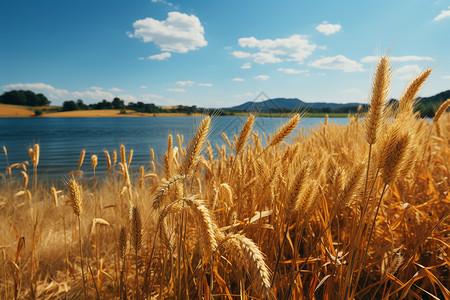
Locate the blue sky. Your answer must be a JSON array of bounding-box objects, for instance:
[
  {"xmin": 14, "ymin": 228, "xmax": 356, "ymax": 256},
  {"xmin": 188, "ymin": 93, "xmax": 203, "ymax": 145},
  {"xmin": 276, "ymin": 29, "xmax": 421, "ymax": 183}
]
[{"xmin": 1, "ymin": 0, "xmax": 449, "ymax": 107}]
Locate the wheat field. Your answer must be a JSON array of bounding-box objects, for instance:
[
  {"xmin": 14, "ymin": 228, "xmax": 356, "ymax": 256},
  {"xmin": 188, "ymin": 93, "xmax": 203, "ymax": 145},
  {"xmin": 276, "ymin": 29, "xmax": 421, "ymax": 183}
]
[{"xmin": 0, "ymin": 57, "xmax": 449, "ymax": 299}]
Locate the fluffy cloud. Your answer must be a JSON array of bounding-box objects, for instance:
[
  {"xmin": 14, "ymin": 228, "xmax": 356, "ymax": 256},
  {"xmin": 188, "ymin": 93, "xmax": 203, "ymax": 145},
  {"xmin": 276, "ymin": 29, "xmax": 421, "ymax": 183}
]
[
  {"xmin": 434, "ymin": 6, "xmax": 450, "ymax": 21},
  {"xmin": 140, "ymin": 93, "xmax": 163, "ymax": 100},
  {"xmin": 278, "ymin": 68, "xmax": 309, "ymax": 74},
  {"xmin": 117, "ymin": 94, "xmax": 137, "ymax": 102},
  {"xmin": 253, "ymin": 52, "xmax": 282, "ymax": 64},
  {"xmin": 109, "ymin": 87, "xmax": 123, "ymax": 92},
  {"xmin": 232, "ymin": 78, "xmax": 245, "ymax": 82},
  {"xmin": 176, "ymin": 80, "xmax": 195, "ymax": 86},
  {"xmin": 147, "ymin": 52, "xmax": 171, "ymax": 60},
  {"xmin": 241, "ymin": 62, "xmax": 251, "ymax": 69},
  {"xmin": 151, "ymin": 0, "xmax": 176, "ymax": 8},
  {"xmin": 233, "ymin": 51, "xmax": 252, "ymax": 58},
  {"xmin": 166, "ymin": 88, "xmax": 186, "ymax": 92},
  {"xmin": 361, "ymin": 55, "xmax": 433, "ymax": 63},
  {"xmin": 443, "ymin": 75, "xmax": 450, "ymax": 79},
  {"xmin": 140, "ymin": 85, "xmax": 147, "ymax": 89},
  {"xmin": 340, "ymin": 88, "xmax": 363, "ymax": 94},
  {"xmin": 2, "ymin": 83, "xmax": 131, "ymax": 104},
  {"xmin": 198, "ymin": 83, "xmax": 212, "ymax": 87},
  {"xmin": 309, "ymin": 55, "xmax": 364, "ymax": 72},
  {"xmin": 254, "ymin": 75, "xmax": 269, "ymax": 81},
  {"xmin": 1, "ymin": 82, "xmax": 175, "ymax": 106},
  {"xmin": 130, "ymin": 12, "xmax": 207, "ymax": 53},
  {"xmin": 236, "ymin": 35, "xmax": 316, "ymax": 64},
  {"xmin": 316, "ymin": 21, "xmax": 342, "ymax": 35},
  {"xmin": 396, "ymin": 65, "xmax": 422, "ymax": 79}
]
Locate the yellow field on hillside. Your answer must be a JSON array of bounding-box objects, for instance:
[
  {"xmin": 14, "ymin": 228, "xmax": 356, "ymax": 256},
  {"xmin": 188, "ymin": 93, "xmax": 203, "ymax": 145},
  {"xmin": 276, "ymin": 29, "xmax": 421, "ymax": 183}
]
[
  {"xmin": 0, "ymin": 106, "xmax": 202, "ymax": 117},
  {"xmin": 0, "ymin": 104, "xmax": 35, "ymax": 117}
]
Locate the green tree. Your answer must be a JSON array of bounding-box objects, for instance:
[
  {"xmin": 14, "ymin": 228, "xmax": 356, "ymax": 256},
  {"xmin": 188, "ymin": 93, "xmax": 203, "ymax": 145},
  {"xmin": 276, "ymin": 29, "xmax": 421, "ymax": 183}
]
[{"xmin": 62, "ymin": 100, "xmax": 78, "ymax": 111}]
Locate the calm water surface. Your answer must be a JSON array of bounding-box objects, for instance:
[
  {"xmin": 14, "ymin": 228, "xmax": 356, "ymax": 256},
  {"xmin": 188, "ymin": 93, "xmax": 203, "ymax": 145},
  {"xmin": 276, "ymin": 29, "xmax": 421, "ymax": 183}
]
[{"xmin": 0, "ymin": 116, "xmax": 349, "ymax": 181}]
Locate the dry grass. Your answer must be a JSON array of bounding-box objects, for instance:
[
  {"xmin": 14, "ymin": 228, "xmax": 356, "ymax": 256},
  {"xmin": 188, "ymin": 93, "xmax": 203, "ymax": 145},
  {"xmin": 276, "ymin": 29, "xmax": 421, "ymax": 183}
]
[
  {"xmin": 0, "ymin": 104, "xmax": 35, "ymax": 117},
  {"xmin": 0, "ymin": 58, "xmax": 449, "ymax": 299}
]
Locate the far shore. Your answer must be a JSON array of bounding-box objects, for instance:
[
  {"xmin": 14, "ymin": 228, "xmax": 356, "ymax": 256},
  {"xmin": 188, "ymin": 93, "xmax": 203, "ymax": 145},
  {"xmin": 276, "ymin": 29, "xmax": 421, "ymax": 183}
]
[{"xmin": 0, "ymin": 104, "xmax": 349, "ymax": 118}]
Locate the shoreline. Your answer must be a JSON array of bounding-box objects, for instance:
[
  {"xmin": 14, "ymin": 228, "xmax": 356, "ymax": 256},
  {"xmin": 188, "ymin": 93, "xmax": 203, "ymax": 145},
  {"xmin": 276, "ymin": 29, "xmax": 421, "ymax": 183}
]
[{"xmin": 0, "ymin": 104, "xmax": 350, "ymax": 118}]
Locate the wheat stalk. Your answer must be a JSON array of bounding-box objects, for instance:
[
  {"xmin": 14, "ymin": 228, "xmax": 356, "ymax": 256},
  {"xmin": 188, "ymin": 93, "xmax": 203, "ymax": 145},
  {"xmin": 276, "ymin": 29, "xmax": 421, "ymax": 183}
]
[
  {"xmin": 365, "ymin": 56, "xmax": 390, "ymax": 145},
  {"xmin": 433, "ymin": 99, "xmax": 450, "ymax": 138},
  {"xmin": 182, "ymin": 116, "xmax": 211, "ymax": 175},
  {"xmin": 224, "ymin": 233, "xmax": 273, "ymax": 299},
  {"xmin": 398, "ymin": 69, "xmax": 431, "ymax": 116},
  {"xmin": 268, "ymin": 114, "xmax": 300, "ymax": 148}
]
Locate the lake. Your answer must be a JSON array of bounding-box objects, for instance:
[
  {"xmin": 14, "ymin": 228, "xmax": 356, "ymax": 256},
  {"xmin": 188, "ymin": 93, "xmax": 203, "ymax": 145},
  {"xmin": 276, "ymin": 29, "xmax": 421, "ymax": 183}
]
[{"xmin": 0, "ymin": 116, "xmax": 350, "ymax": 181}]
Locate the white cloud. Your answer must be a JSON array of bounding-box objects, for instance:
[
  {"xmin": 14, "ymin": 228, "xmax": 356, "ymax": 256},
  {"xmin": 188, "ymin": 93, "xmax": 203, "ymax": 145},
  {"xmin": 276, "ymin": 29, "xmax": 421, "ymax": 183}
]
[
  {"xmin": 166, "ymin": 88, "xmax": 186, "ymax": 92},
  {"xmin": 117, "ymin": 94, "xmax": 137, "ymax": 103},
  {"xmin": 316, "ymin": 21, "xmax": 342, "ymax": 35},
  {"xmin": 2, "ymin": 83, "xmax": 117, "ymax": 104},
  {"xmin": 434, "ymin": 6, "xmax": 450, "ymax": 21},
  {"xmin": 341, "ymin": 88, "xmax": 363, "ymax": 94},
  {"xmin": 71, "ymin": 90, "xmax": 115, "ymax": 101},
  {"xmin": 396, "ymin": 64, "xmax": 422, "ymax": 79},
  {"xmin": 233, "ymin": 51, "xmax": 252, "ymax": 58},
  {"xmin": 254, "ymin": 75, "xmax": 269, "ymax": 81},
  {"xmin": 140, "ymin": 85, "xmax": 147, "ymax": 89},
  {"xmin": 198, "ymin": 83, "xmax": 212, "ymax": 87},
  {"xmin": 253, "ymin": 52, "xmax": 283, "ymax": 64},
  {"xmin": 361, "ymin": 55, "xmax": 433, "ymax": 63},
  {"xmin": 176, "ymin": 80, "xmax": 195, "ymax": 86},
  {"xmin": 90, "ymin": 86, "xmax": 103, "ymax": 90},
  {"xmin": 442, "ymin": 75, "xmax": 450, "ymax": 79},
  {"xmin": 237, "ymin": 35, "xmax": 316, "ymax": 64},
  {"xmin": 130, "ymin": 12, "xmax": 207, "ymax": 53},
  {"xmin": 109, "ymin": 87, "xmax": 123, "ymax": 92},
  {"xmin": 241, "ymin": 62, "xmax": 251, "ymax": 69},
  {"xmin": 232, "ymin": 78, "xmax": 245, "ymax": 82},
  {"xmin": 137, "ymin": 57, "xmax": 145, "ymax": 60},
  {"xmin": 147, "ymin": 52, "xmax": 171, "ymax": 60},
  {"xmin": 278, "ymin": 68, "xmax": 309, "ymax": 74},
  {"xmin": 309, "ymin": 55, "xmax": 365, "ymax": 72},
  {"xmin": 140, "ymin": 93, "xmax": 164, "ymax": 103},
  {"xmin": 151, "ymin": 0, "xmax": 176, "ymax": 8}
]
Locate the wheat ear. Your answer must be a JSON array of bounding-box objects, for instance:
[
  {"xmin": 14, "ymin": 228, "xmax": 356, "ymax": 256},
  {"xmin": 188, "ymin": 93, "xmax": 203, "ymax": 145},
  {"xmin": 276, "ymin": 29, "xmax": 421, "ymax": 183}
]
[
  {"xmin": 184, "ymin": 197, "xmax": 219, "ymax": 257},
  {"xmin": 379, "ymin": 127, "xmax": 410, "ymax": 185},
  {"xmin": 91, "ymin": 155, "xmax": 98, "ymax": 177},
  {"xmin": 67, "ymin": 178, "xmax": 86, "ymax": 299},
  {"xmin": 236, "ymin": 114, "xmax": 255, "ymax": 155},
  {"xmin": 225, "ymin": 234, "xmax": 273, "ymax": 299},
  {"xmin": 78, "ymin": 149, "xmax": 86, "ymax": 170},
  {"xmin": 104, "ymin": 150, "xmax": 112, "ymax": 170},
  {"xmin": 365, "ymin": 56, "xmax": 390, "ymax": 145},
  {"xmin": 182, "ymin": 116, "xmax": 211, "ymax": 175},
  {"xmin": 398, "ymin": 69, "xmax": 431, "ymax": 116},
  {"xmin": 433, "ymin": 99, "xmax": 450, "ymax": 138},
  {"xmin": 120, "ymin": 145, "xmax": 126, "ymax": 164},
  {"xmin": 33, "ymin": 144, "xmax": 40, "ymax": 167},
  {"xmin": 68, "ymin": 178, "xmax": 82, "ymax": 217},
  {"xmin": 268, "ymin": 114, "xmax": 300, "ymax": 148}
]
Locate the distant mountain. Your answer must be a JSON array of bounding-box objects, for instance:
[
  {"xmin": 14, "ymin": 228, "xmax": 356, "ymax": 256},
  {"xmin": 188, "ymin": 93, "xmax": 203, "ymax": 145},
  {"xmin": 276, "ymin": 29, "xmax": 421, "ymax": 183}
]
[
  {"xmin": 387, "ymin": 90, "xmax": 450, "ymax": 117},
  {"xmin": 226, "ymin": 90, "xmax": 450, "ymax": 115},
  {"xmin": 227, "ymin": 97, "xmax": 364, "ymax": 112},
  {"xmin": 419, "ymin": 90, "xmax": 450, "ymax": 106}
]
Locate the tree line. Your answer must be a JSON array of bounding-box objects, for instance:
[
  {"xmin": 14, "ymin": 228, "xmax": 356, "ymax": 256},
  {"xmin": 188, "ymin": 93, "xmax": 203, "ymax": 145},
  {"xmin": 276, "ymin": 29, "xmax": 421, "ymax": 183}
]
[
  {"xmin": 62, "ymin": 98, "xmax": 201, "ymax": 115},
  {"xmin": 0, "ymin": 90, "xmax": 202, "ymax": 115},
  {"xmin": 0, "ymin": 90, "xmax": 51, "ymax": 106}
]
